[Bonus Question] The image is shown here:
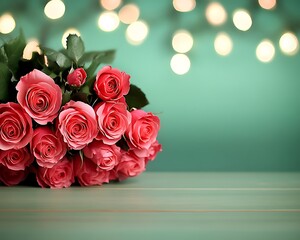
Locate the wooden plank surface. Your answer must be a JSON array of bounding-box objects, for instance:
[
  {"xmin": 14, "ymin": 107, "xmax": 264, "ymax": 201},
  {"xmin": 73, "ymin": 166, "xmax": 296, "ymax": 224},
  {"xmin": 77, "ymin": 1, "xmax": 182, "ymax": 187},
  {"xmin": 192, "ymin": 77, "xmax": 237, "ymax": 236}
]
[{"xmin": 0, "ymin": 172, "xmax": 300, "ymax": 240}]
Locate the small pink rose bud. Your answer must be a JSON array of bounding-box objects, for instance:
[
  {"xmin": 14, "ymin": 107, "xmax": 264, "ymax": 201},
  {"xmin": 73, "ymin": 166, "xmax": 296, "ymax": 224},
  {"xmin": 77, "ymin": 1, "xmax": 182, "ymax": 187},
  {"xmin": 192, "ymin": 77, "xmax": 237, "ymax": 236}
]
[{"xmin": 67, "ymin": 68, "xmax": 87, "ymax": 87}]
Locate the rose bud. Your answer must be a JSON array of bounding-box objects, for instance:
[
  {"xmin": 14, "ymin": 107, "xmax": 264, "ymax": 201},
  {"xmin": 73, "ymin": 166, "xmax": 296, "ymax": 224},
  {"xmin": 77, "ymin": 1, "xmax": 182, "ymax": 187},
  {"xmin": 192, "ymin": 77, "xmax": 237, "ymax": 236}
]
[{"xmin": 67, "ymin": 68, "xmax": 87, "ymax": 87}]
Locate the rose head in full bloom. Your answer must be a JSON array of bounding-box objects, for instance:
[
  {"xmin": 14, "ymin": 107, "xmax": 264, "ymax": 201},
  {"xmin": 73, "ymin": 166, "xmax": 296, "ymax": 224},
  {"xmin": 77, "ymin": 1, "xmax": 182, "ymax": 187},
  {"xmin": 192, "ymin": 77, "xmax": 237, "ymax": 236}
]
[
  {"xmin": 36, "ymin": 157, "xmax": 74, "ymax": 188},
  {"xmin": 83, "ymin": 140, "xmax": 121, "ymax": 171},
  {"xmin": 31, "ymin": 127, "xmax": 67, "ymax": 168},
  {"xmin": 95, "ymin": 101, "xmax": 131, "ymax": 145},
  {"xmin": 58, "ymin": 100, "xmax": 98, "ymax": 150},
  {"xmin": 0, "ymin": 102, "xmax": 33, "ymax": 150},
  {"xmin": 0, "ymin": 165, "xmax": 28, "ymax": 186},
  {"xmin": 116, "ymin": 151, "xmax": 146, "ymax": 181},
  {"xmin": 67, "ymin": 68, "xmax": 87, "ymax": 87},
  {"xmin": 16, "ymin": 69, "xmax": 62, "ymax": 125},
  {"xmin": 0, "ymin": 147, "xmax": 33, "ymax": 171},
  {"xmin": 74, "ymin": 154, "xmax": 110, "ymax": 186},
  {"xmin": 125, "ymin": 109, "xmax": 160, "ymax": 156},
  {"xmin": 94, "ymin": 66, "xmax": 130, "ymax": 101}
]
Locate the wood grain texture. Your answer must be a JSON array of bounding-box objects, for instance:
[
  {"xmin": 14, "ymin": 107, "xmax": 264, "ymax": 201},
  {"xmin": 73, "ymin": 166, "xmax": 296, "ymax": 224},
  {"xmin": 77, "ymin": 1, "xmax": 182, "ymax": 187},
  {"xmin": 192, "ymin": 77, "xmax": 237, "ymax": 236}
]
[{"xmin": 0, "ymin": 172, "xmax": 300, "ymax": 240}]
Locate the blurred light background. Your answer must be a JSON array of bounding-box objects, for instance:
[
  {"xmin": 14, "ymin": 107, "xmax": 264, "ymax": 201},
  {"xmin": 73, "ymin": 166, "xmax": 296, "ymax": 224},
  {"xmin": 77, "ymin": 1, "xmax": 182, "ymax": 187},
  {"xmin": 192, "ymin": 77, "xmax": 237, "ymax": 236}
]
[{"xmin": 1, "ymin": 0, "xmax": 300, "ymax": 171}]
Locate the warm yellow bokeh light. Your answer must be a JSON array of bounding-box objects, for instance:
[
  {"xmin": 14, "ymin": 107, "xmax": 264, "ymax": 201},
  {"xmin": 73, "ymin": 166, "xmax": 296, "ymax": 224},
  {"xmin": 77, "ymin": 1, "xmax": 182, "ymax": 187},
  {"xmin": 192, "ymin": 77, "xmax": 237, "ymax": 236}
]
[
  {"xmin": 233, "ymin": 9, "xmax": 252, "ymax": 31},
  {"xmin": 119, "ymin": 4, "xmax": 140, "ymax": 24},
  {"xmin": 98, "ymin": 11, "xmax": 120, "ymax": 32},
  {"xmin": 62, "ymin": 28, "xmax": 81, "ymax": 48},
  {"xmin": 23, "ymin": 39, "xmax": 41, "ymax": 60},
  {"xmin": 205, "ymin": 2, "xmax": 227, "ymax": 26},
  {"xmin": 258, "ymin": 0, "xmax": 276, "ymax": 10},
  {"xmin": 170, "ymin": 54, "xmax": 191, "ymax": 75},
  {"xmin": 214, "ymin": 32, "xmax": 233, "ymax": 56},
  {"xmin": 126, "ymin": 20, "xmax": 149, "ymax": 45},
  {"xmin": 0, "ymin": 13, "xmax": 16, "ymax": 34},
  {"xmin": 256, "ymin": 39, "xmax": 275, "ymax": 63},
  {"xmin": 172, "ymin": 30, "xmax": 193, "ymax": 53},
  {"xmin": 279, "ymin": 32, "xmax": 299, "ymax": 56},
  {"xmin": 173, "ymin": 0, "xmax": 196, "ymax": 12},
  {"xmin": 100, "ymin": 0, "xmax": 122, "ymax": 10},
  {"xmin": 44, "ymin": 0, "xmax": 65, "ymax": 20}
]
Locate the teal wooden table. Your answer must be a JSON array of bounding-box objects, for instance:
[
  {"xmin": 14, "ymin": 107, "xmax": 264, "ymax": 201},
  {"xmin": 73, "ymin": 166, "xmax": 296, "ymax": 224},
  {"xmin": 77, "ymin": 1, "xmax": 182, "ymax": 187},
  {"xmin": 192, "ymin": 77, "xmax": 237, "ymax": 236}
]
[{"xmin": 1, "ymin": 172, "xmax": 300, "ymax": 240}]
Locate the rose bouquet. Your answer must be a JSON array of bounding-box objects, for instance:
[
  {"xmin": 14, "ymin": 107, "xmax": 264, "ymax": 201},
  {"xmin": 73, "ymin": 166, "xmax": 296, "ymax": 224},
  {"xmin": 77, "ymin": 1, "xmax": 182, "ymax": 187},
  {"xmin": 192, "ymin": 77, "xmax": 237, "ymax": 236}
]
[{"xmin": 0, "ymin": 33, "xmax": 161, "ymax": 188}]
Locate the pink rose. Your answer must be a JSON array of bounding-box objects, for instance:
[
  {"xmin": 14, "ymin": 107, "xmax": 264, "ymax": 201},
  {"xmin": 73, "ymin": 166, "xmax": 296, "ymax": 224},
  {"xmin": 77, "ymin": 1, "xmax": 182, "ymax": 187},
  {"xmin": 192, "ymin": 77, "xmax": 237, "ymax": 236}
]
[
  {"xmin": 125, "ymin": 110, "xmax": 160, "ymax": 151},
  {"xmin": 145, "ymin": 141, "xmax": 162, "ymax": 164},
  {"xmin": 0, "ymin": 165, "xmax": 28, "ymax": 186},
  {"xmin": 16, "ymin": 69, "xmax": 62, "ymax": 125},
  {"xmin": 94, "ymin": 101, "xmax": 131, "ymax": 145},
  {"xmin": 36, "ymin": 157, "xmax": 74, "ymax": 188},
  {"xmin": 74, "ymin": 154, "xmax": 109, "ymax": 186},
  {"xmin": 94, "ymin": 66, "xmax": 130, "ymax": 101},
  {"xmin": 83, "ymin": 140, "xmax": 121, "ymax": 171},
  {"xmin": 58, "ymin": 101, "xmax": 98, "ymax": 150},
  {"xmin": 67, "ymin": 68, "xmax": 87, "ymax": 87},
  {"xmin": 31, "ymin": 127, "xmax": 67, "ymax": 168},
  {"xmin": 0, "ymin": 147, "xmax": 33, "ymax": 171},
  {"xmin": 117, "ymin": 151, "xmax": 145, "ymax": 181},
  {"xmin": 0, "ymin": 102, "xmax": 33, "ymax": 150}
]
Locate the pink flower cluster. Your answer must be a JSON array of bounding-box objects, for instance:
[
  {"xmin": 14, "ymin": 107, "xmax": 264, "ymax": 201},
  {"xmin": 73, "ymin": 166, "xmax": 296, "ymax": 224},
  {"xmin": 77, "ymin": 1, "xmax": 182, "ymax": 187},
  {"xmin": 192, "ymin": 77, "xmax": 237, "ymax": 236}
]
[{"xmin": 0, "ymin": 66, "xmax": 161, "ymax": 188}]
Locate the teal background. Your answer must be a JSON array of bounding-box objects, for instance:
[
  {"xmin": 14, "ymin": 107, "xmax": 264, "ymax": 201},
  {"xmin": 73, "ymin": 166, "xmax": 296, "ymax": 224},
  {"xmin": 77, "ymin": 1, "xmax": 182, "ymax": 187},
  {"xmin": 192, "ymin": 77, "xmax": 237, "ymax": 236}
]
[{"xmin": 1, "ymin": 0, "xmax": 300, "ymax": 171}]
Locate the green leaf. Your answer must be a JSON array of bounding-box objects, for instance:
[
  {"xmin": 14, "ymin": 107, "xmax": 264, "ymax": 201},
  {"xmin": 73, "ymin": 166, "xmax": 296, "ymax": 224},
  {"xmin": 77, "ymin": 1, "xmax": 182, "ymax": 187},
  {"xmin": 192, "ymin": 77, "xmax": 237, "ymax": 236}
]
[
  {"xmin": 78, "ymin": 50, "xmax": 115, "ymax": 66},
  {"xmin": 15, "ymin": 52, "xmax": 45, "ymax": 79},
  {"xmin": 125, "ymin": 84, "xmax": 149, "ymax": 109},
  {"xmin": 3, "ymin": 31, "xmax": 26, "ymax": 76},
  {"xmin": 62, "ymin": 90, "xmax": 72, "ymax": 105},
  {"xmin": 84, "ymin": 50, "xmax": 115, "ymax": 83},
  {"xmin": 0, "ymin": 62, "xmax": 12, "ymax": 102},
  {"xmin": 0, "ymin": 46, "xmax": 8, "ymax": 63},
  {"xmin": 41, "ymin": 47, "xmax": 72, "ymax": 69},
  {"xmin": 66, "ymin": 34, "xmax": 85, "ymax": 64}
]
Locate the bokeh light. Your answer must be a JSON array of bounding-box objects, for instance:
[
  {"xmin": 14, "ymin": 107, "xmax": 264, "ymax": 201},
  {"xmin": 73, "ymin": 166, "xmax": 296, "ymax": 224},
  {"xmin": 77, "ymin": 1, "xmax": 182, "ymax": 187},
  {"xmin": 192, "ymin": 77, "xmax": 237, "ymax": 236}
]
[
  {"xmin": 256, "ymin": 39, "xmax": 275, "ymax": 62},
  {"xmin": 170, "ymin": 54, "xmax": 191, "ymax": 75},
  {"xmin": 119, "ymin": 4, "xmax": 140, "ymax": 24},
  {"xmin": 62, "ymin": 28, "xmax": 81, "ymax": 48},
  {"xmin": 100, "ymin": 0, "xmax": 122, "ymax": 10},
  {"xmin": 172, "ymin": 30, "xmax": 194, "ymax": 53},
  {"xmin": 44, "ymin": 0, "xmax": 65, "ymax": 20},
  {"xmin": 98, "ymin": 11, "xmax": 120, "ymax": 32},
  {"xmin": 0, "ymin": 13, "xmax": 16, "ymax": 34},
  {"xmin": 126, "ymin": 20, "xmax": 149, "ymax": 45},
  {"xmin": 233, "ymin": 9, "xmax": 252, "ymax": 31},
  {"xmin": 205, "ymin": 2, "xmax": 227, "ymax": 26},
  {"xmin": 258, "ymin": 0, "xmax": 276, "ymax": 10},
  {"xmin": 173, "ymin": 0, "xmax": 196, "ymax": 12},
  {"xmin": 23, "ymin": 39, "xmax": 41, "ymax": 60},
  {"xmin": 279, "ymin": 32, "xmax": 299, "ymax": 56},
  {"xmin": 214, "ymin": 32, "xmax": 233, "ymax": 56}
]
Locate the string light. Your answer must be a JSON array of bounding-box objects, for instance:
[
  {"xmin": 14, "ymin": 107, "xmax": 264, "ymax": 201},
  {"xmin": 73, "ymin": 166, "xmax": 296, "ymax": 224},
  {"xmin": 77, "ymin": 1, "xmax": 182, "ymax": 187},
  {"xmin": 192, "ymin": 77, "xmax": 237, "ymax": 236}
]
[
  {"xmin": 172, "ymin": 30, "xmax": 193, "ymax": 53},
  {"xmin": 100, "ymin": 0, "xmax": 122, "ymax": 11},
  {"xmin": 233, "ymin": 9, "xmax": 252, "ymax": 31},
  {"xmin": 256, "ymin": 39, "xmax": 275, "ymax": 62},
  {"xmin": 62, "ymin": 28, "xmax": 81, "ymax": 48},
  {"xmin": 119, "ymin": 4, "xmax": 140, "ymax": 24},
  {"xmin": 98, "ymin": 11, "xmax": 120, "ymax": 32},
  {"xmin": 44, "ymin": 0, "xmax": 65, "ymax": 20},
  {"xmin": 23, "ymin": 39, "xmax": 41, "ymax": 60},
  {"xmin": 279, "ymin": 32, "xmax": 299, "ymax": 56},
  {"xmin": 170, "ymin": 54, "xmax": 191, "ymax": 75},
  {"xmin": 126, "ymin": 20, "xmax": 149, "ymax": 45},
  {"xmin": 173, "ymin": 0, "xmax": 196, "ymax": 12},
  {"xmin": 0, "ymin": 12, "xmax": 16, "ymax": 34},
  {"xmin": 205, "ymin": 2, "xmax": 227, "ymax": 26},
  {"xmin": 258, "ymin": 0, "xmax": 276, "ymax": 10},
  {"xmin": 214, "ymin": 32, "xmax": 233, "ymax": 56}
]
